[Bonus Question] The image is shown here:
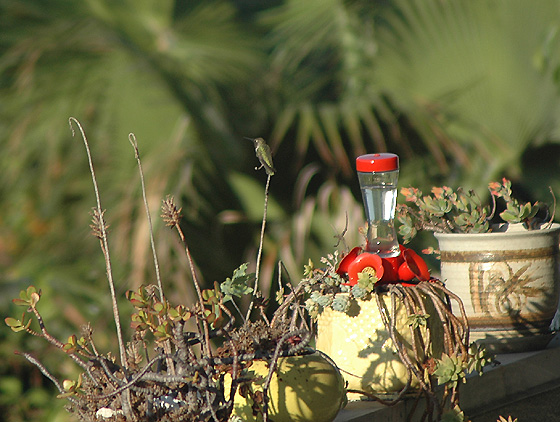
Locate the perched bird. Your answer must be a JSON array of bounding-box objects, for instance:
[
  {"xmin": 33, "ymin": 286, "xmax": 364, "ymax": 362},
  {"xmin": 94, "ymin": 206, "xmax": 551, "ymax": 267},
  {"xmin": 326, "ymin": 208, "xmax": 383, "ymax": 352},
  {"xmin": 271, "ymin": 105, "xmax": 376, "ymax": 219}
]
[{"xmin": 245, "ymin": 137, "xmax": 276, "ymax": 176}]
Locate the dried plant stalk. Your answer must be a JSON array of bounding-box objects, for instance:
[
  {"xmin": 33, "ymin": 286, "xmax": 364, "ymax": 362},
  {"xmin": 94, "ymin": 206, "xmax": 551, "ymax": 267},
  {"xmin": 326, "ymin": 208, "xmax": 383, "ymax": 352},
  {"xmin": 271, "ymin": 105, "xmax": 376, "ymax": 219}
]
[{"xmin": 68, "ymin": 118, "xmax": 127, "ymax": 370}]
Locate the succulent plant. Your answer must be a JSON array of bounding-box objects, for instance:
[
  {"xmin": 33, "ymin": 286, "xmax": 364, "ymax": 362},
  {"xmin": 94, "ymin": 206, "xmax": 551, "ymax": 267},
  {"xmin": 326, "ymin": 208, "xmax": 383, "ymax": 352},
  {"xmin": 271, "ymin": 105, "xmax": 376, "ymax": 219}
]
[
  {"xmin": 497, "ymin": 416, "xmax": 518, "ymax": 422},
  {"xmin": 397, "ymin": 178, "xmax": 554, "ymax": 243},
  {"xmin": 488, "ymin": 178, "xmax": 541, "ymax": 225}
]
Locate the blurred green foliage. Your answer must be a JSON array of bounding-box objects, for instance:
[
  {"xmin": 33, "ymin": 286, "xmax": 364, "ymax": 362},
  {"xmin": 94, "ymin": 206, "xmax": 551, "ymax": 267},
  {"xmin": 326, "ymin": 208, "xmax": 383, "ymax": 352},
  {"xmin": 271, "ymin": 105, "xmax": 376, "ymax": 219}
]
[{"xmin": 2, "ymin": 0, "xmax": 560, "ymax": 420}]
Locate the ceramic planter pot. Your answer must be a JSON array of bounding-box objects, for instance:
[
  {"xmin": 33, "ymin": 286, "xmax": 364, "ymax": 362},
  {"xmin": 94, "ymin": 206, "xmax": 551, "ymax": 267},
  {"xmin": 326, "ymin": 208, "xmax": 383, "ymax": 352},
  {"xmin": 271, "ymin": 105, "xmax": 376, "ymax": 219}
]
[
  {"xmin": 315, "ymin": 292, "xmax": 443, "ymax": 397},
  {"xmin": 225, "ymin": 352, "xmax": 346, "ymax": 422},
  {"xmin": 435, "ymin": 223, "xmax": 560, "ymax": 353}
]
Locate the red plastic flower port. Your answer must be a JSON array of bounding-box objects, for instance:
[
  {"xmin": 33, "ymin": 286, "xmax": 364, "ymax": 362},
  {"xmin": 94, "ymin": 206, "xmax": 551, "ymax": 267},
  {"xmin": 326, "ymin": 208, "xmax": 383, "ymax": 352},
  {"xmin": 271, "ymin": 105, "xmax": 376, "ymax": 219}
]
[
  {"xmin": 398, "ymin": 248, "xmax": 430, "ymax": 282},
  {"xmin": 379, "ymin": 255, "xmax": 402, "ymax": 284},
  {"xmin": 377, "ymin": 244, "xmax": 407, "ymax": 284},
  {"xmin": 336, "ymin": 246, "xmax": 362, "ymax": 276},
  {"xmin": 346, "ymin": 253, "xmax": 384, "ymax": 286},
  {"xmin": 337, "ymin": 244, "xmax": 430, "ymax": 286}
]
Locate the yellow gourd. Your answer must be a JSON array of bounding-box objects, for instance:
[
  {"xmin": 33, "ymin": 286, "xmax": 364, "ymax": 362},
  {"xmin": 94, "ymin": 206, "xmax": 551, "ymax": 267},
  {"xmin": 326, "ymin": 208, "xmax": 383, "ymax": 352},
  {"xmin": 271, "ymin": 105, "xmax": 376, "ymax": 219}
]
[{"xmin": 224, "ymin": 352, "xmax": 346, "ymax": 422}]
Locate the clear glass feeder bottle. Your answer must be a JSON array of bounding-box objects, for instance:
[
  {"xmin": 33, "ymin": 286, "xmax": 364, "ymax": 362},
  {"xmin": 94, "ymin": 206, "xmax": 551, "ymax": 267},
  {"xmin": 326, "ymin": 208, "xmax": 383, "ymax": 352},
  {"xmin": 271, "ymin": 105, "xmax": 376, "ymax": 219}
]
[{"xmin": 356, "ymin": 153, "xmax": 400, "ymax": 257}]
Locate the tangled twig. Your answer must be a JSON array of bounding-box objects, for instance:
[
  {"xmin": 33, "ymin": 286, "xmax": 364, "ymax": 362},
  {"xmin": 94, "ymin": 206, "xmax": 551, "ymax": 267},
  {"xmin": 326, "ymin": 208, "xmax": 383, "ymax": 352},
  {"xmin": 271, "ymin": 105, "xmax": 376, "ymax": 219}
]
[{"xmin": 344, "ymin": 281, "xmax": 472, "ymax": 421}]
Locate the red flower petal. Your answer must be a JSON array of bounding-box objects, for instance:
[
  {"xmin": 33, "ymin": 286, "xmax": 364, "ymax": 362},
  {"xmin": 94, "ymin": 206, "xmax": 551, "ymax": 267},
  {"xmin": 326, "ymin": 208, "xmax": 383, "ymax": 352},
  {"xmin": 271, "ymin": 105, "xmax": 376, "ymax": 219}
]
[{"xmin": 347, "ymin": 253, "xmax": 384, "ymax": 286}]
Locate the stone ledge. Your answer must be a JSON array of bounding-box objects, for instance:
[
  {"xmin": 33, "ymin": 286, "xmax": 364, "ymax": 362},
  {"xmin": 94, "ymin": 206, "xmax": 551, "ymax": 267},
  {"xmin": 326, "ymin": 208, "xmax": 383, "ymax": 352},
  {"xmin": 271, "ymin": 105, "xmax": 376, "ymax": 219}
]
[{"xmin": 335, "ymin": 335, "xmax": 560, "ymax": 421}]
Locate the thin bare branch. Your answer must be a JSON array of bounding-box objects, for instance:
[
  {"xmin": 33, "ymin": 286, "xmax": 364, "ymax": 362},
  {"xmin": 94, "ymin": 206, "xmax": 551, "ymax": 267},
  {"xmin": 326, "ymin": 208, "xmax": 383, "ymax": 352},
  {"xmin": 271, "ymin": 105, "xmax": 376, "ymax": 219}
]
[
  {"xmin": 129, "ymin": 133, "xmax": 164, "ymax": 301},
  {"xmin": 68, "ymin": 117, "xmax": 127, "ymax": 370},
  {"xmin": 69, "ymin": 117, "xmax": 134, "ymax": 420},
  {"xmin": 546, "ymin": 186, "xmax": 556, "ymax": 229},
  {"xmin": 161, "ymin": 195, "xmax": 212, "ymax": 356},
  {"xmin": 129, "ymin": 133, "xmax": 175, "ymax": 375},
  {"xmin": 15, "ymin": 351, "xmax": 79, "ymax": 404},
  {"xmin": 246, "ymin": 173, "xmax": 271, "ymax": 321}
]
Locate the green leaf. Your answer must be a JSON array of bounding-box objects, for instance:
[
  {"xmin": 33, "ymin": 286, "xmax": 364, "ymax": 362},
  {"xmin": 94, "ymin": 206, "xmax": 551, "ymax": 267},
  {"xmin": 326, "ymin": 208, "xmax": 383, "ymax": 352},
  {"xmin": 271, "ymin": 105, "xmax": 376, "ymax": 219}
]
[
  {"xmin": 232, "ymin": 263, "xmax": 249, "ymax": 279},
  {"xmin": 153, "ymin": 301, "xmax": 166, "ymax": 314},
  {"xmin": 220, "ymin": 263, "xmax": 254, "ymax": 302},
  {"xmin": 440, "ymin": 405, "xmax": 465, "ymax": 422},
  {"xmin": 203, "ymin": 309, "xmax": 216, "ymax": 324},
  {"xmin": 466, "ymin": 342, "xmax": 493, "ymax": 374},
  {"xmin": 29, "ymin": 292, "xmax": 40, "ymax": 307},
  {"xmin": 154, "ymin": 323, "xmax": 171, "ymax": 340},
  {"xmin": 202, "ymin": 282, "xmax": 224, "ymax": 305},
  {"xmin": 63, "ymin": 335, "xmax": 77, "ymax": 354},
  {"xmin": 421, "ymin": 196, "xmax": 452, "ymax": 216},
  {"xmin": 5, "ymin": 317, "xmax": 24, "ymax": 332},
  {"xmin": 500, "ymin": 210, "xmax": 520, "ymax": 223},
  {"xmin": 303, "ymin": 259, "xmax": 315, "ymax": 278},
  {"xmin": 519, "ymin": 202, "xmax": 538, "ymax": 220},
  {"xmin": 398, "ymin": 221, "xmax": 417, "ymax": 243},
  {"xmin": 126, "ymin": 288, "xmax": 150, "ymax": 308},
  {"xmin": 11, "ymin": 286, "xmax": 41, "ymax": 307},
  {"xmin": 433, "ymin": 353, "xmax": 466, "ymax": 388},
  {"xmin": 168, "ymin": 305, "xmax": 192, "ymax": 322},
  {"xmin": 357, "ymin": 271, "xmax": 377, "ymax": 292},
  {"xmin": 527, "ymin": 203, "xmax": 540, "ymax": 219},
  {"xmin": 57, "ymin": 374, "xmax": 83, "ymax": 398},
  {"xmin": 276, "ymin": 287, "xmax": 285, "ymax": 305},
  {"xmin": 407, "ymin": 313, "xmax": 430, "ymax": 329}
]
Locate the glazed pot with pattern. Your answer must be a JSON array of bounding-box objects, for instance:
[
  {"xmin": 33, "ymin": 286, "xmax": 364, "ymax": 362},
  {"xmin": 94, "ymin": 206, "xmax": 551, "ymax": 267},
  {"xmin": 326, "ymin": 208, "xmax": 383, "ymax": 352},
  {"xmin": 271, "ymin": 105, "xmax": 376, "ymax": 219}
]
[{"xmin": 435, "ymin": 223, "xmax": 560, "ymax": 353}]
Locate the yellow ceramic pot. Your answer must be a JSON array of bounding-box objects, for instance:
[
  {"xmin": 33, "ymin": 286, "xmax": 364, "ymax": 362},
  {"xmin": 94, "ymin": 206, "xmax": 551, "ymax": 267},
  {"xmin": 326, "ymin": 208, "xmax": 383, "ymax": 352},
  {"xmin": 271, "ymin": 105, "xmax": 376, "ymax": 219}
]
[
  {"xmin": 225, "ymin": 352, "xmax": 346, "ymax": 422},
  {"xmin": 316, "ymin": 292, "xmax": 442, "ymax": 396}
]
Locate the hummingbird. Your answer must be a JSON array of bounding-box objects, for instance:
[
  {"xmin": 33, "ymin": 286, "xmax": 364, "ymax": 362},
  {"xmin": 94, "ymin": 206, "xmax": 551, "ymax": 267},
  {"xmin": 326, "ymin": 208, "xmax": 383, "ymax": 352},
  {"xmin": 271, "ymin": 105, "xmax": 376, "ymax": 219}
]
[{"xmin": 245, "ymin": 137, "xmax": 276, "ymax": 176}]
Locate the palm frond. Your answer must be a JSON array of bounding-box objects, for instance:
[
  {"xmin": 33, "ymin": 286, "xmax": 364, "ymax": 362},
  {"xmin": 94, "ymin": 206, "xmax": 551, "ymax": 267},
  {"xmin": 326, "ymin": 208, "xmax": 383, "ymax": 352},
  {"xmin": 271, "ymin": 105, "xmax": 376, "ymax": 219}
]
[
  {"xmin": 0, "ymin": 0, "xmax": 264, "ymax": 317},
  {"xmin": 376, "ymin": 0, "xmax": 560, "ymax": 187},
  {"xmin": 261, "ymin": 0, "xmax": 399, "ymax": 176}
]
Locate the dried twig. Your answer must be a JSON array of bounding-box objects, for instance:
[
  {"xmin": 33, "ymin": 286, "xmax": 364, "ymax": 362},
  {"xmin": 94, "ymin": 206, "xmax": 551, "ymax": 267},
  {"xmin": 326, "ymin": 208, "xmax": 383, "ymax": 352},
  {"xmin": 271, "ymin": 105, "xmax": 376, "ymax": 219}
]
[
  {"xmin": 545, "ymin": 186, "xmax": 556, "ymax": 229},
  {"xmin": 69, "ymin": 117, "xmax": 134, "ymax": 420},
  {"xmin": 15, "ymin": 351, "xmax": 79, "ymax": 404},
  {"xmin": 69, "ymin": 118, "xmax": 127, "ymax": 370},
  {"xmin": 129, "ymin": 133, "xmax": 175, "ymax": 375},
  {"xmin": 129, "ymin": 133, "xmax": 164, "ymax": 302},
  {"xmin": 246, "ymin": 173, "xmax": 272, "ymax": 322},
  {"xmin": 161, "ymin": 195, "xmax": 212, "ymax": 357}
]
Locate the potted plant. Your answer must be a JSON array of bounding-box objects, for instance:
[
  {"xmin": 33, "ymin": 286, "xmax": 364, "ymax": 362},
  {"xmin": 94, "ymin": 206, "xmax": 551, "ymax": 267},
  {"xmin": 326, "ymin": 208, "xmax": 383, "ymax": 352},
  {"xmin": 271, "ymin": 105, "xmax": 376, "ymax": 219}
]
[
  {"xmin": 397, "ymin": 179, "xmax": 560, "ymax": 353},
  {"xmin": 303, "ymin": 241, "xmax": 491, "ymax": 421},
  {"xmin": 5, "ymin": 119, "xmax": 346, "ymax": 422}
]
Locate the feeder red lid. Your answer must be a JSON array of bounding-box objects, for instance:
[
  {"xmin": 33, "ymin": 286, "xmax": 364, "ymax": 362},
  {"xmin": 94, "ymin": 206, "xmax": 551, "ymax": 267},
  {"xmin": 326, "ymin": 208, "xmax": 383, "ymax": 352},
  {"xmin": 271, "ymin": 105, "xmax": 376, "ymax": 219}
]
[{"xmin": 356, "ymin": 153, "xmax": 399, "ymax": 172}]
